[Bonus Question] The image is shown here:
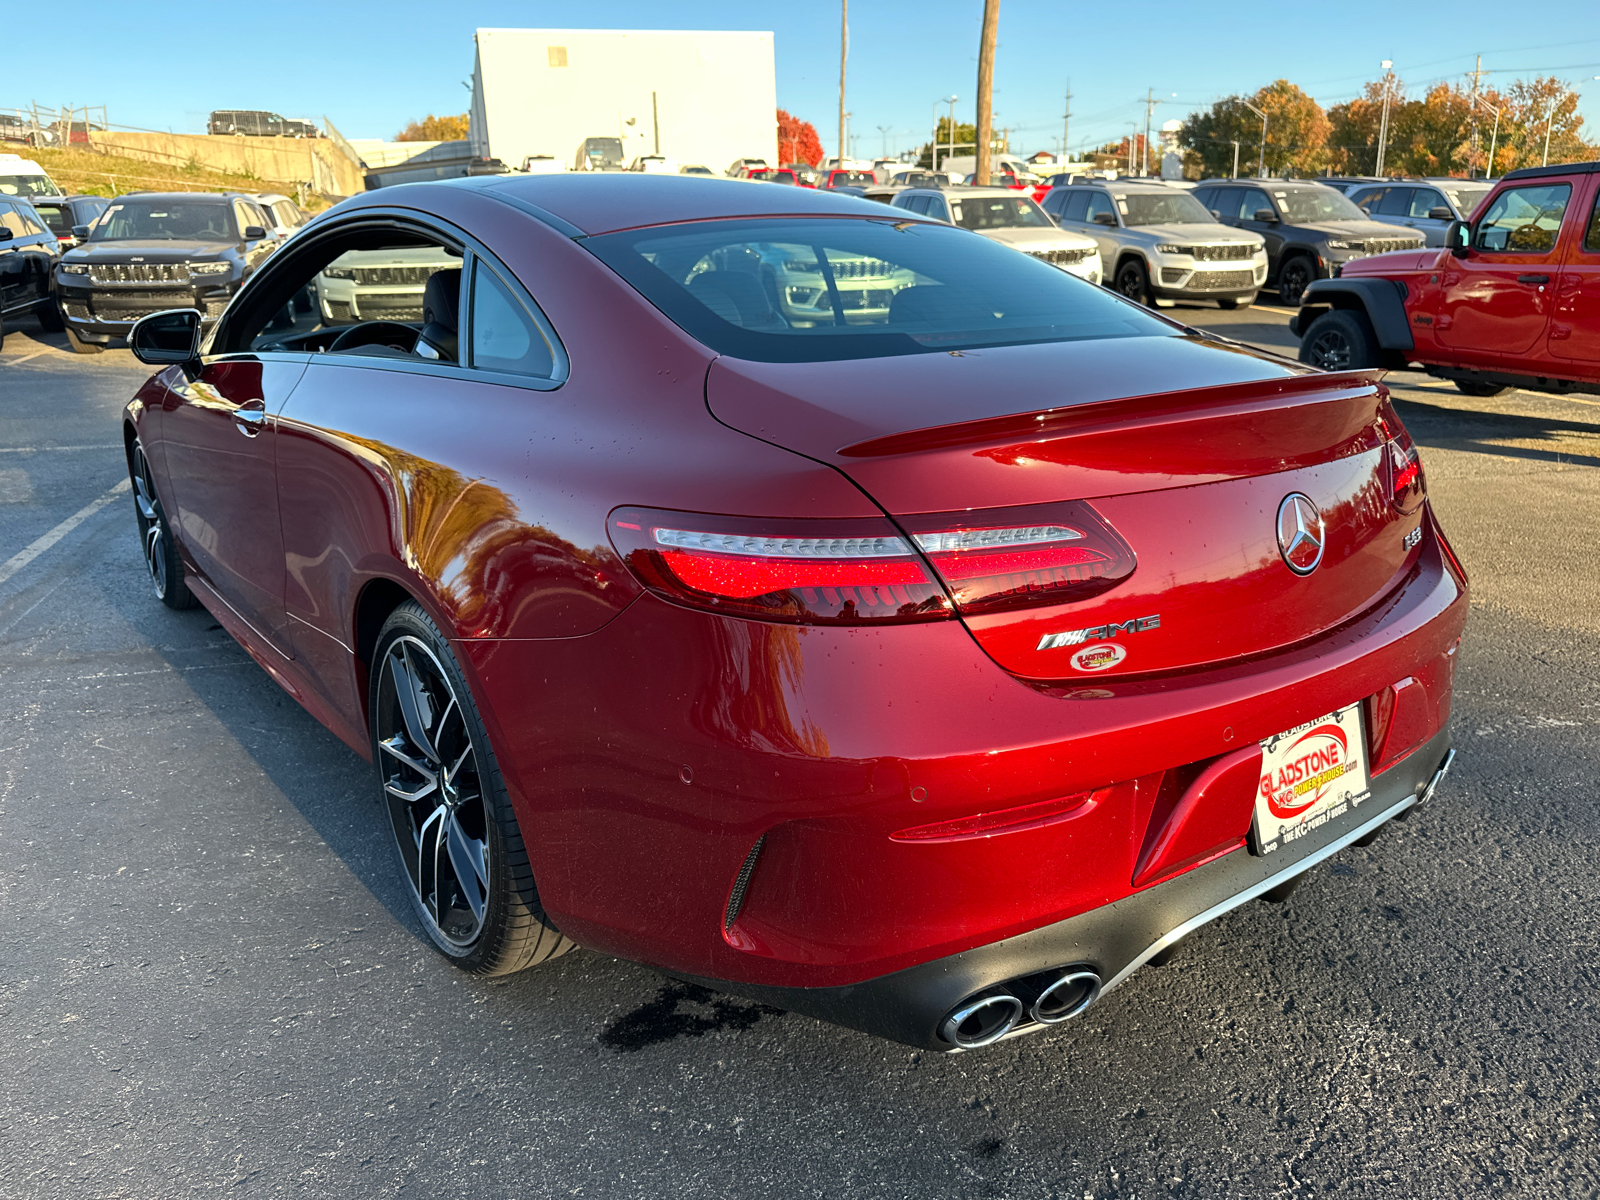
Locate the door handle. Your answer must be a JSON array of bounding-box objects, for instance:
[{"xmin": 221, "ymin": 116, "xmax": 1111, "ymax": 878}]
[
  {"xmin": 1517, "ymin": 274, "xmax": 1550, "ymax": 284},
  {"xmin": 233, "ymin": 400, "xmax": 267, "ymax": 437}
]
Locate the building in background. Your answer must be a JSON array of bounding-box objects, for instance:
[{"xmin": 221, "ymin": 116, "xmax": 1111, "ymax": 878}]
[{"xmin": 468, "ymin": 28, "xmax": 777, "ymax": 174}]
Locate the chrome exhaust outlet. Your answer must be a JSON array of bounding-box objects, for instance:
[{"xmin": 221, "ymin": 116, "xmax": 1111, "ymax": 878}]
[
  {"xmin": 939, "ymin": 992, "xmax": 1024, "ymax": 1049},
  {"xmin": 1028, "ymin": 968, "xmax": 1102, "ymax": 1024}
]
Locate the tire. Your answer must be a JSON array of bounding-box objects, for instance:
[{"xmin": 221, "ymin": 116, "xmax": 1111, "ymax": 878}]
[
  {"xmin": 130, "ymin": 438, "xmax": 197, "ymax": 610},
  {"xmin": 1217, "ymin": 296, "xmax": 1253, "ymax": 311},
  {"xmin": 370, "ymin": 601, "xmax": 574, "ymax": 975},
  {"xmin": 1277, "ymin": 255, "xmax": 1317, "ymax": 305},
  {"xmin": 1454, "ymin": 379, "xmax": 1508, "ymax": 397},
  {"xmin": 37, "ymin": 298, "xmax": 65, "ymax": 333},
  {"xmin": 66, "ymin": 326, "xmax": 104, "ymax": 355},
  {"xmin": 1297, "ymin": 309, "xmax": 1379, "ymax": 372},
  {"xmin": 1113, "ymin": 259, "xmax": 1152, "ymax": 307}
]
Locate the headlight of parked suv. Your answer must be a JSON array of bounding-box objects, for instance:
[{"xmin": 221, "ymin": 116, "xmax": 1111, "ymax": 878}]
[
  {"xmin": 188, "ymin": 261, "xmax": 232, "ymax": 275},
  {"xmin": 1154, "ymin": 243, "xmax": 1186, "ymax": 255},
  {"xmin": 1323, "ymin": 239, "xmax": 1352, "ymax": 250},
  {"xmin": 322, "ymin": 266, "xmax": 356, "ymax": 280},
  {"xmin": 59, "ymin": 262, "xmax": 89, "ymax": 275}
]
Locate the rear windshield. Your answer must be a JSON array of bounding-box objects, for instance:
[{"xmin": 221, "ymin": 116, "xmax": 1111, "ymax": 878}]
[
  {"xmin": 948, "ymin": 196, "xmax": 1052, "ymax": 230},
  {"xmin": 1276, "ymin": 188, "xmax": 1366, "ymax": 223},
  {"xmin": 0, "ymin": 174, "xmax": 61, "ymax": 198},
  {"xmin": 584, "ymin": 216, "xmax": 1169, "ymax": 363},
  {"xmin": 91, "ymin": 201, "xmax": 236, "ymax": 241},
  {"xmin": 31, "ymin": 203, "xmax": 70, "ymax": 233},
  {"xmin": 1119, "ymin": 192, "xmax": 1215, "ymax": 226}
]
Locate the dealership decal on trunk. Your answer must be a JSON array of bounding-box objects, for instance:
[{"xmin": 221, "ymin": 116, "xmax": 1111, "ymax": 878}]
[
  {"xmin": 1252, "ymin": 703, "xmax": 1372, "ymax": 854},
  {"xmin": 1037, "ymin": 614, "xmax": 1160, "ymax": 652},
  {"xmin": 1069, "ymin": 643, "xmax": 1127, "ymax": 672}
]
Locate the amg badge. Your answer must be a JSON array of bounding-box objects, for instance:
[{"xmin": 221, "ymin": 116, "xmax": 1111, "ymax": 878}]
[{"xmin": 1037, "ymin": 614, "xmax": 1160, "ymax": 652}]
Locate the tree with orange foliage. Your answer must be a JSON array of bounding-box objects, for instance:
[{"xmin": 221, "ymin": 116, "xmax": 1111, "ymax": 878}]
[
  {"xmin": 777, "ymin": 109, "xmax": 824, "ymax": 166},
  {"xmin": 396, "ymin": 113, "xmax": 470, "ymax": 142}
]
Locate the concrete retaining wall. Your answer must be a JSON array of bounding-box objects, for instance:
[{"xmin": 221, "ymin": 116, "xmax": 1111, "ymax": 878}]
[{"xmin": 90, "ymin": 131, "xmax": 364, "ymax": 196}]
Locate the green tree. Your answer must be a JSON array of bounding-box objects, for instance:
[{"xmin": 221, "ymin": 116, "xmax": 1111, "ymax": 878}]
[
  {"xmin": 918, "ymin": 118, "xmax": 976, "ymax": 169},
  {"xmin": 1179, "ymin": 80, "xmax": 1329, "ymax": 177}
]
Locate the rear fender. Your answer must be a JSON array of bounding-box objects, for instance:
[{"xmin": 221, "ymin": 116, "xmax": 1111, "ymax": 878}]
[{"xmin": 1293, "ymin": 278, "xmax": 1414, "ymax": 352}]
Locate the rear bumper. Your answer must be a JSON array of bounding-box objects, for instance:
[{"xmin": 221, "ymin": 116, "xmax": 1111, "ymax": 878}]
[
  {"xmin": 459, "ymin": 513, "xmax": 1467, "ymax": 1003},
  {"xmin": 681, "ymin": 733, "xmax": 1453, "ymax": 1049}
]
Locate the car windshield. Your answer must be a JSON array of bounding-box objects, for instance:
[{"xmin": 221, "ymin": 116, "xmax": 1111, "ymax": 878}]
[
  {"xmin": 1119, "ymin": 192, "xmax": 1215, "ymax": 226},
  {"xmin": 91, "ymin": 201, "xmax": 236, "ymax": 241},
  {"xmin": 0, "ymin": 174, "xmax": 62, "ymax": 197},
  {"xmin": 1275, "ymin": 188, "xmax": 1367, "ymax": 223},
  {"xmin": 1440, "ymin": 183, "xmax": 1491, "ymax": 216},
  {"xmin": 947, "ymin": 196, "xmax": 1052, "ymax": 230},
  {"xmin": 584, "ymin": 216, "xmax": 1169, "ymax": 363}
]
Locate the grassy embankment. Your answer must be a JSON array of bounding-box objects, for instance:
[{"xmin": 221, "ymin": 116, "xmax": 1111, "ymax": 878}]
[{"xmin": 28, "ymin": 146, "xmax": 332, "ymax": 211}]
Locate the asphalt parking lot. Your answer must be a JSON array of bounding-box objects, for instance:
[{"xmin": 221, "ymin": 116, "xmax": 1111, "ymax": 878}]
[{"xmin": 3, "ymin": 304, "xmax": 1599, "ymax": 1199}]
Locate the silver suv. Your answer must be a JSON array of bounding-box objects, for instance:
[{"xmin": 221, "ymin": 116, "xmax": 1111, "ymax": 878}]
[
  {"xmin": 1041, "ymin": 180, "xmax": 1266, "ymax": 309},
  {"xmin": 1346, "ymin": 178, "xmax": 1493, "ymax": 248},
  {"xmin": 889, "ymin": 186, "xmax": 1102, "ymax": 284}
]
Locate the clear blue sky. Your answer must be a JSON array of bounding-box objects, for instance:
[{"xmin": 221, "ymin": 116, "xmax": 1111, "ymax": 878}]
[{"xmin": 19, "ymin": 1, "xmax": 1600, "ymax": 156}]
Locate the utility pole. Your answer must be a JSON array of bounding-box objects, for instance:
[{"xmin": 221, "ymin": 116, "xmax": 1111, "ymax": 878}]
[
  {"xmin": 838, "ymin": 0, "xmax": 848, "ymax": 168},
  {"xmin": 974, "ymin": 0, "xmax": 1000, "ymax": 185},
  {"xmin": 1141, "ymin": 87, "xmax": 1163, "ymax": 176},
  {"xmin": 1062, "ymin": 83, "xmax": 1072, "ymax": 166},
  {"xmin": 1468, "ymin": 53, "xmax": 1484, "ymax": 177},
  {"xmin": 1231, "ymin": 140, "xmax": 1241, "ymax": 179},
  {"xmin": 877, "ymin": 124, "xmax": 893, "ymax": 158},
  {"xmin": 1375, "ymin": 60, "xmax": 1394, "ymax": 176},
  {"xmin": 945, "ymin": 94, "xmax": 958, "ymax": 174},
  {"xmin": 1241, "ymin": 99, "xmax": 1267, "ymax": 177}
]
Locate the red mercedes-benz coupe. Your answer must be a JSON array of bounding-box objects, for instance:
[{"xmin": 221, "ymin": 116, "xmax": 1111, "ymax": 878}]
[{"xmin": 122, "ymin": 175, "xmax": 1465, "ymax": 1050}]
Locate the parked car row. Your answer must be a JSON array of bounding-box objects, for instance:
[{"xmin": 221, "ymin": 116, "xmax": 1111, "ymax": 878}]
[{"xmin": 0, "ymin": 157, "xmax": 311, "ymax": 351}]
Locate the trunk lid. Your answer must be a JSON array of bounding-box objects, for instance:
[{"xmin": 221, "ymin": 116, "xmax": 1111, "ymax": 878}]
[{"xmin": 707, "ymin": 333, "xmax": 1416, "ymax": 679}]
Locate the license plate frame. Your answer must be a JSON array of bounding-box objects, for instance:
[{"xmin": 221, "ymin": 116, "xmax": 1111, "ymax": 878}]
[{"xmin": 1251, "ymin": 703, "xmax": 1372, "ymax": 855}]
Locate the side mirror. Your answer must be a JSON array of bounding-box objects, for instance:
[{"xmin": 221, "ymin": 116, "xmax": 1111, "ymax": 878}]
[
  {"xmin": 1092, "ymin": 210, "xmax": 1118, "ymax": 226},
  {"xmin": 1428, "ymin": 206, "xmax": 1454, "ymax": 221},
  {"xmin": 0, "ymin": 227, "xmax": 12, "ymax": 242},
  {"xmin": 1209, "ymin": 209, "xmax": 1223, "ymax": 219},
  {"xmin": 72, "ymin": 224, "xmax": 90, "ymax": 240},
  {"xmin": 1445, "ymin": 220, "xmax": 1471, "ymax": 259},
  {"xmin": 244, "ymin": 225, "xmax": 268, "ymax": 240},
  {"xmin": 129, "ymin": 308, "xmax": 202, "ymax": 366},
  {"xmin": 1253, "ymin": 208, "xmax": 1279, "ymax": 223}
]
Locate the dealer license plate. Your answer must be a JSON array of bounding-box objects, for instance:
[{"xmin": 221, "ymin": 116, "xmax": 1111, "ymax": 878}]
[{"xmin": 1252, "ymin": 703, "xmax": 1372, "ymax": 855}]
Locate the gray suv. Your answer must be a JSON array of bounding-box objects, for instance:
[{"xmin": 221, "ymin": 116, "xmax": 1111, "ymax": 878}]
[
  {"xmin": 1346, "ymin": 178, "xmax": 1493, "ymax": 248},
  {"xmin": 1041, "ymin": 180, "xmax": 1266, "ymax": 309},
  {"xmin": 1192, "ymin": 180, "xmax": 1424, "ymax": 304}
]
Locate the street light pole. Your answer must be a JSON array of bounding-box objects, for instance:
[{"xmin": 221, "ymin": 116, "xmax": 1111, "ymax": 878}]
[
  {"xmin": 1231, "ymin": 140, "xmax": 1240, "ymax": 179},
  {"xmin": 1241, "ymin": 99, "xmax": 1267, "ymax": 178},
  {"xmin": 1375, "ymin": 60, "xmax": 1394, "ymax": 175},
  {"xmin": 1472, "ymin": 94, "xmax": 1502, "ymax": 180},
  {"xmin": 946, "ymin": 94, "xmax": 959, "ymax": 174},
  {"xmin": 838, "ymin": 0, "xmax": 848, "ymax": 169}
]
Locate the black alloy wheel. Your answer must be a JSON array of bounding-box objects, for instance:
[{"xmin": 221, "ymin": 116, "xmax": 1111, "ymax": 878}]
[
  {"xmin": 130, "ymin": 439, "xmax": 196, "ymax": 610},
  {"xmin": 1297, "ymin": 309, "xmax": 1378, "ymax": 373},
  {"xmin": 1114, "ymin": 260, "xmax": 1152, "ymax": 307},
  {"xmin": 370, "ymin": 602, "xmax": 573, "ymax": 974},
  {"xmin": 1277, "ymin": 256, "xmax": 1316, "ymax": 305}
]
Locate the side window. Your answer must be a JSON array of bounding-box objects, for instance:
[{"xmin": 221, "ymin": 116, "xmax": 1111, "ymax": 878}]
[
  {"xmin": 1352, "ymin": 187, "xmax": 1385, "ymax": 214},
  {"xmin": 1586, "ymin": 190, "xmax": 1600, "ymax": 252},
  {"xmin": 1062, "ymin": 191, "xmax": 1090, "ymax": 222},
  {"xmin": 1377, "ymin": 188, "xmax": 1413, "ymax": 217},
  {"xmin": 1474, "ymin": 183, "xmax": 1572, "ymax": 253},
  {"xmin": 1238, "ymin": 189, "xmax": 1274, "ymax": 220},
  {"xmin": 470, "ymin": 262, "xmax": 556, "ymax": 378},
  {"xmin": 0, "ymin": 202, "xmax": 26, "ymax": 237},
  {"xmin": 925, "ymin": 197, "xmax": 950, "ymax": 222},
  {"xmin": 1409, "ymin": 189, "xmax": 1445, "ymax": 219},
  {"xmin": 17, "ymin": 207, "xmax": 46, "ymax": 236},
  {"xmin": 1039, "ymin": 191, "xmax": 1062, "ymax": 216},
  {"xmin": 231, "ymin": 200, "xmax": 253, "ymax": 237},
  {"xmin": 904, "ymin": 194, "xmax": 931, "ymax": 215},
  {"xmin": 1085, "ymin": 192, "xmax": 1116, "ymax": 224}
]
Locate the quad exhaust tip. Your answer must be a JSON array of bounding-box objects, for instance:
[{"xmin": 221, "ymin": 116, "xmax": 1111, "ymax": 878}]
[{"xmin": 939, "ymin": 966, "xmax": 1103, "ymax": 1048}]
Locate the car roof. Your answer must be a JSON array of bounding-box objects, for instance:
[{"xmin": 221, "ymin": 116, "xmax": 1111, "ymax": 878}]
[
  {"xmin": 437, "ymin": 174, "xmax": 903, "ymax": 235},
  {"xmin": 1199, "ymin": 179, "xmax": 1325, "ymax": 188},
  {"xmin": 112, "ymin": 191, "xmax": 235, "ymax": 203}
]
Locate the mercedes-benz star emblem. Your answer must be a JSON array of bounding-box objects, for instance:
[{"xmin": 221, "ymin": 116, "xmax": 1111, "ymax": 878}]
[{"xmin": 1276, "ymin": 493, "xmax": 1325, "ymax": 575}]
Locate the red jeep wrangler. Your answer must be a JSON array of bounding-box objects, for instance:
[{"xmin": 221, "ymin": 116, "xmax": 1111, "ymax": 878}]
[{"xmin": 1292, "ymin": 161, "xmax": 1600, "ymax": 397}]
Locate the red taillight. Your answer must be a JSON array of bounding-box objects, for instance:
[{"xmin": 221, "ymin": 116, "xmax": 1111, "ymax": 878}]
[
  {"xmin": 608, "ymin": 507, "xmax": 951, "ymax": 625},
  {"xmin": 1377, "ymin": 400, "xmax": 1425, "ymax": 513},
  {"xmin": 899, "ymin": 501, "xmax": 1136, "ymax": 614}
]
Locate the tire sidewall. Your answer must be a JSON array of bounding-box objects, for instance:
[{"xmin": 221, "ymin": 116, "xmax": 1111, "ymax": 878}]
[
  {"xmin": 1278, "ymin": 256, "xmax": 1315, "ymax": 305},
  {"xmin": 1115, "ymin": 260, "xmax": 1149, "ymax": 305}
]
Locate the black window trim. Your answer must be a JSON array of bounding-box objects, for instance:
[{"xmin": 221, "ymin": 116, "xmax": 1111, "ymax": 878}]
[{"xmin": 201, "ymin": 207, "xmax": 570, "ymax": 391}]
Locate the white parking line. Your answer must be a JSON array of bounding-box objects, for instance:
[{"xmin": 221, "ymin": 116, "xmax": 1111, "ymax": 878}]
[
  {"xmin": 0, "ymin": 444, "xmax": 122, "ymax": 454},
  {"xmin": 0, "ymin": 478, "xmax": 129, "ymax": 588},
  {"xmin": 0, "ymin": 352, "xmax": 48, "ymax": 367}
]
